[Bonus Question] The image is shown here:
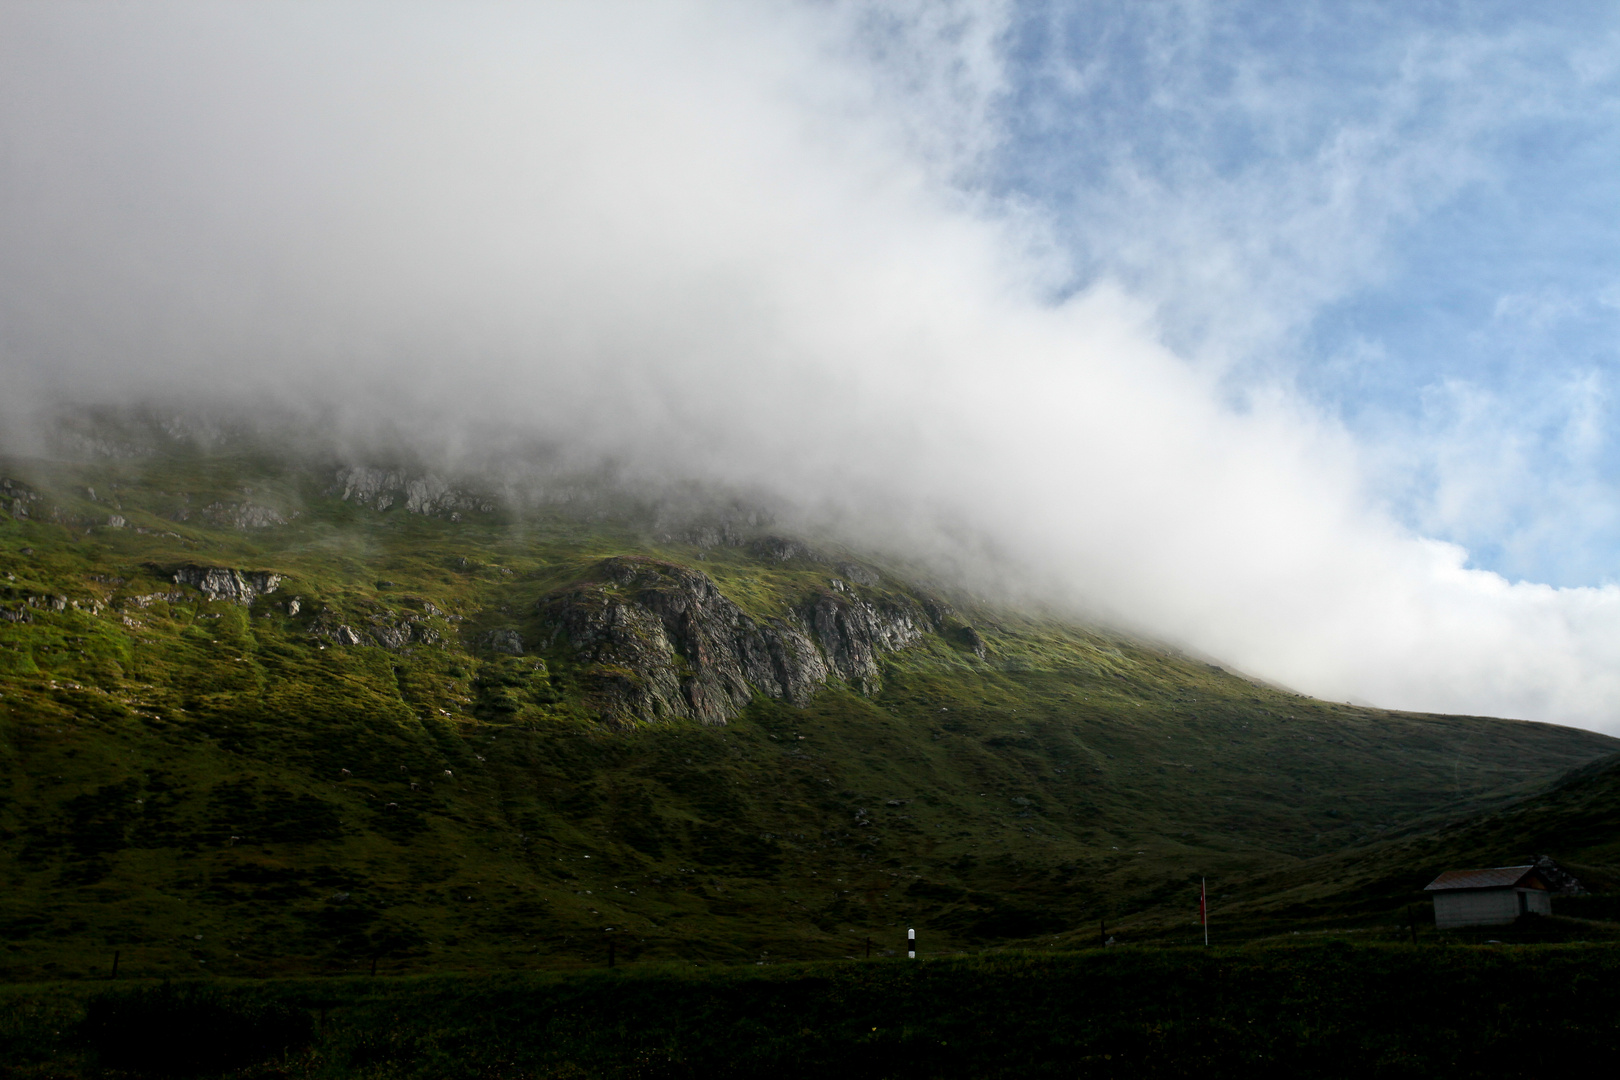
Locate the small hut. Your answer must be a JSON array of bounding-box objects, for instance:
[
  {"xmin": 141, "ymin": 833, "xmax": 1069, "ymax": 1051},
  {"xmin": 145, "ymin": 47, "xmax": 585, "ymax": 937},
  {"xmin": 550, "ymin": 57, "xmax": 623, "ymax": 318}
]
[{"xmin": 1423, "ymin": 865, "xmax": 1552, "ymax": 929}]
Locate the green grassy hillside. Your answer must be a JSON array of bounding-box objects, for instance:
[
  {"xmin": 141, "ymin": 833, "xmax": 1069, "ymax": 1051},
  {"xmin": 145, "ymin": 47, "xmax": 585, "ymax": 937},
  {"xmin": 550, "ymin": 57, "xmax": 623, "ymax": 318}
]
[
  {"xmin": 1162, "ymin": 749, "xmax": 1620, "ymax": 943},
  {"xmin": 3, "ymin": 444, "xmax": 1616, "ymax": 979}
]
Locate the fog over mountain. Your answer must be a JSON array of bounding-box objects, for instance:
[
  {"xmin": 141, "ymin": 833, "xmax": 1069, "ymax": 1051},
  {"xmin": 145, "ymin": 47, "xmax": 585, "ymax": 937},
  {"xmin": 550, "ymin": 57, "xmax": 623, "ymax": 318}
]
[{"xmin": 4, "ymin": 2, "xmax": 1620, "ymax": 731}]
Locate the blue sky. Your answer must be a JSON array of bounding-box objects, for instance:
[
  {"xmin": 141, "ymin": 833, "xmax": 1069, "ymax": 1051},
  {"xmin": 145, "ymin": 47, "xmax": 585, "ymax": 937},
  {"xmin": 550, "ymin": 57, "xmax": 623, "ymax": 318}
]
[{"xmin": 983, "ymin": 1, "xmax": 1620, "ymax": 587}]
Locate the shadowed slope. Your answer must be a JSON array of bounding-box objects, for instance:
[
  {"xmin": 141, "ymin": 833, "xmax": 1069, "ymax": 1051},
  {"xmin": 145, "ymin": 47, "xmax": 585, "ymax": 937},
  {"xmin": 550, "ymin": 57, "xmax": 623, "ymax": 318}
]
[{"xmin": 1156, "ymin": 751, "xmax": 1620, "ymax": 942}]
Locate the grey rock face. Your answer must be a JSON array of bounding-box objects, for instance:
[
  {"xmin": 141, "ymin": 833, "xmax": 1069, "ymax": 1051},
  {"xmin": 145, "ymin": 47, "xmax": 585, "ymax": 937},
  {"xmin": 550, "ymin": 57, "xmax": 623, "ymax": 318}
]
[
  {"xmin": 482, "ymin": 629, "xmax": 525, "ymax": 655},
  {"xmin": 121, "ymin": 591, "xmax": 185, "ymax": 609},
  {"xmin": 803, "ymin": 591, "xmax": 926, "ymax": 693},
  {"xmin": 538, "ymin": 556, "xmax": 929, "ymax": 726},
  {"xmin": 1, "ymin": 478, "xmax": 42, "ymax": 520},
  {"xmin": 310, "ymin": 606, "xmax": 440, "ymax": 650},
  {"xmin": 836, "ymin": 562, "xmax": 881, "ymax": 587},
  {"xmin": 332, "ymin": 466, "xmax": 493, "ymax": 517},
  {"xmin": 950, "ymin": 624, "xmax": 990, "ymax": 659},
  {"xmin": 169, "ymin": 565, "xmax": 284, "ymax": 604},
  {"xmin": 747, "ymin": 536, "xmax": 819, "ymax": 563},
  {"xmin": 202, "ymin": 501, "xmax": 288, "ymax": 529}
]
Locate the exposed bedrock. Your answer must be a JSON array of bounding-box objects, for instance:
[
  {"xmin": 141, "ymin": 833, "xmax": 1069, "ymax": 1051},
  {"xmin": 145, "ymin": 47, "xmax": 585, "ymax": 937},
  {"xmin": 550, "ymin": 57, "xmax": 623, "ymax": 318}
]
[
  {"xmin": 538, "ymin": 556, "xmax": 932, "ymax": 726},
  {"xmin": 167, "ymin": 564, "xmax": 283, "ymax": 604},
  {"xmin": 331, "ymin": 466, "xmax": 495, "ymax": 517}
]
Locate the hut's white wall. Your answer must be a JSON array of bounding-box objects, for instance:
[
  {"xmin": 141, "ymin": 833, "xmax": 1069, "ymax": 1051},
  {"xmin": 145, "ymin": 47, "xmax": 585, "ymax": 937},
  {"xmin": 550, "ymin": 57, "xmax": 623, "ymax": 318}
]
[{"xmin": 1432, "ymin": 888, "xmax": 1551, "ymax": 928}]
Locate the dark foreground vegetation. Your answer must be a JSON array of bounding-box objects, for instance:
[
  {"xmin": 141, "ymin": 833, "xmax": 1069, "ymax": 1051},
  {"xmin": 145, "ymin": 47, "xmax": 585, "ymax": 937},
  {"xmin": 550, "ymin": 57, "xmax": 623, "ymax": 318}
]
[{"xmin": 4, "ymin": 943, "xmax": 1618, "ymax": 1079}]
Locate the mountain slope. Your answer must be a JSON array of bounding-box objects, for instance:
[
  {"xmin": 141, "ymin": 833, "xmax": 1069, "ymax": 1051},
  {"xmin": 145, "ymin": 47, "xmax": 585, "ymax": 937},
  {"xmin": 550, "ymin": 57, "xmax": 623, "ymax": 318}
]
[
  {"xmin": 2, "ymin": 445, "xmax": 1616, "ymax": 978},
  {"xmin": 1163, "ymin": 750, "xmax": 1620, "ymax": 941}
]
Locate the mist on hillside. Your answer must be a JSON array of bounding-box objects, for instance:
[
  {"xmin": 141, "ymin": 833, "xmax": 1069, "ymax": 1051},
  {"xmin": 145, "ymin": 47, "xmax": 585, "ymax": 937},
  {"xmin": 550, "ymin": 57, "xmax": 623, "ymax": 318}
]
[{"xmin": 3, "ymin": 3, "xmax": 1620, "ymax": 731}]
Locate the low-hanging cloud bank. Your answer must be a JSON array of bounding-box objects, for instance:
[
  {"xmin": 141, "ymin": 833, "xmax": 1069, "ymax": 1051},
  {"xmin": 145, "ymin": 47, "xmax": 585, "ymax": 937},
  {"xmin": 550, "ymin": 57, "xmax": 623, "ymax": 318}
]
[{"xmin": 3, "ymin": 2, "xmax": 1619, "ymax": 731}]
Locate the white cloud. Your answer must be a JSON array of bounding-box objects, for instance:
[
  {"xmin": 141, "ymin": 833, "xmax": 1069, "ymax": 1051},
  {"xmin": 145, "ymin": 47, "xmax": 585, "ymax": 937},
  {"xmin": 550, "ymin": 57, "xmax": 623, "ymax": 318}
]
[
  {"xmin": 5, "ymin": 2, "xmax": 1620, "ymax": 731},
  {"xmin": 1492, "ymin": 288, "xmax": 1583, "ymax": 330}
]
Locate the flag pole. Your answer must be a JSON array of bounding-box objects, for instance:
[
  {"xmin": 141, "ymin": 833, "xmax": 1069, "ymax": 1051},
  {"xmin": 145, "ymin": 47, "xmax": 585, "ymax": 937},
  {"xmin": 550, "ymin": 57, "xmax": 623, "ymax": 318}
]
[{"xmin": 1201, "ymin": 878, "xmax": 1208, "ymax": 947}]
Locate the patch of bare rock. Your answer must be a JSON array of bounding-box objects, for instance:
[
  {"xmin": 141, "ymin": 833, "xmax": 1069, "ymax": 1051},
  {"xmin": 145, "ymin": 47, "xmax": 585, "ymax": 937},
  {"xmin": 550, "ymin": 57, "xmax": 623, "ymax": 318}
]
[{"xmin": 537, "ymin": 555, "xmax": 938, "ymax": 727}]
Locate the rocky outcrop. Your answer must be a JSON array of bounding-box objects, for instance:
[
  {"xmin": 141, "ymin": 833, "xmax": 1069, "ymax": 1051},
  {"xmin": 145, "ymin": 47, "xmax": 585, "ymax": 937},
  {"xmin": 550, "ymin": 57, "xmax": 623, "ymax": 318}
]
[
  {"xmin": 737, "ymin": 537, "xmax": 884, "ymax": 586},
  {"xmin": 481, "ymin": 629, "xmax": 526, "ymax": 656},
  {"xmin": 1533, "ymin": 855, "xmax": 1587, "ymax": 896},
  {"xmin": 1, "ymin": 478, "xmax": 41, "ymax": 520},
  {"xmin": 201, "ymin": 501, "xmax": 288, "ymax": 529},
  {"xmin": 951, "ymin": 624, "xmax": 990, "ymax": 659},
  {"xmin": 120, "ymin": 591, "xmax": 185, "ymax": 609},
  {"xmin": 537, "ymin": 556, "xmax": 932, "ymax": 726},
  {"xmin": 802, "ymin": 590, "xmax": 927, "ymax": 692},
  {"xmin": 748, "ymin": 536, "xmax": 820, "ymax": 563},
  {"xmin": 332, "ymin": 467, "xmax": 494, "ymax": 518},
  {"xmin": 168, "ymin": 565, "xmax": 284, "ymax": 604},
  {"xmin": 539, "ymin": 559, "xmax": 819, "ymax": 726},
  {"xmin": 652, "ymin": 501, "xmax": 774, "ymax": 549},
  {"xmin": 310, "ymin": 606, "xmax": 441, "ymax": 650},
  {"xmin": 1, "ymin": 594, "xmax": 109, "ymax": 621}
]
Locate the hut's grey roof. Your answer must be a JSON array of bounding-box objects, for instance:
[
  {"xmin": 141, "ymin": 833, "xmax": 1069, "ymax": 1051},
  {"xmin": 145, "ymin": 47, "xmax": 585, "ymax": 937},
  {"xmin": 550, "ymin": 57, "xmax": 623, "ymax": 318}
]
[{"xmin": 1424, "ymin": 866, "xmax": 1543, "ymax": 892}]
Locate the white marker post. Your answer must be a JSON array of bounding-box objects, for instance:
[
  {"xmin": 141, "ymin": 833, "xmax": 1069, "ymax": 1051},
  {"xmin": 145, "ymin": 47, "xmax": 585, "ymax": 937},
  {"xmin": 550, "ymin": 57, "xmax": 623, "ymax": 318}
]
[{"xmin": 908, "ymin": 928, "xmax": 916, "ymax": 959}]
